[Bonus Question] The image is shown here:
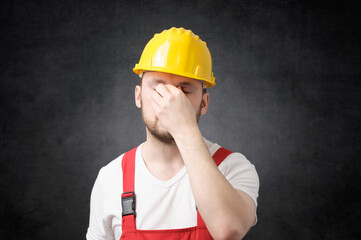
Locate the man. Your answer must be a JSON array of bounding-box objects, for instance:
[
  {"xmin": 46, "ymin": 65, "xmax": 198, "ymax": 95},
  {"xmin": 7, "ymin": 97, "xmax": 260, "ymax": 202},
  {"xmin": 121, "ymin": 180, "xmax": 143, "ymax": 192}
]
[{"xmin": 86, "ymin": 27, "xmax": 259, "ymax": 240}]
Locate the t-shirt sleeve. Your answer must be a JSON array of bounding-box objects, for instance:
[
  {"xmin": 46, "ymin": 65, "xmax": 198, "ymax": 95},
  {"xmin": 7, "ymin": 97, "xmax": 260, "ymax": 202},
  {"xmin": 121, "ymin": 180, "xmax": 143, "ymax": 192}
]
[
  {"xmin": 86, "ymin": 168, "xmax": 115, "ymax": 240},
  {"xmin": 218, "ymin": 152, "xmax": 259, "ymax": 207}
]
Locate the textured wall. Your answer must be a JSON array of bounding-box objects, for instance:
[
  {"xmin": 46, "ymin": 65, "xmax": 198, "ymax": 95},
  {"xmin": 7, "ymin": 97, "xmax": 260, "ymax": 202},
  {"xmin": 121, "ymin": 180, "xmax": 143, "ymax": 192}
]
[{"xmin": 1, "ymin": 0, "xmax": 360, "ymax": 239}]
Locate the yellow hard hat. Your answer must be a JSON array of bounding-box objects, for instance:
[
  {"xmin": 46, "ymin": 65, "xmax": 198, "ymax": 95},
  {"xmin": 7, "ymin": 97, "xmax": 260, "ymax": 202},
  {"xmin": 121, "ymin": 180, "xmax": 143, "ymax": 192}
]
[{"xmin": 133, "ymin": 27, "xmax": 215, "ymax": 88}]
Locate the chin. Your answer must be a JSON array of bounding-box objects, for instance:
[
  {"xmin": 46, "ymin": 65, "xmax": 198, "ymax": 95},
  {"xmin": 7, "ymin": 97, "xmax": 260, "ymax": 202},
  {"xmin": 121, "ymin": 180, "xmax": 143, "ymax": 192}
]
[{"xmin": 141, "ymin": 110, "xmax": 175, "ymax": 144}]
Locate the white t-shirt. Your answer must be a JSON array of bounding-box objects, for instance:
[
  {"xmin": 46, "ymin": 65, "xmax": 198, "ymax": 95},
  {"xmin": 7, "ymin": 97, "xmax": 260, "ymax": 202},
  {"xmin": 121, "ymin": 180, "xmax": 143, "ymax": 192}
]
[{"xmin": 86, "ymin": 139, "xmax": 259, "ymax": 240}]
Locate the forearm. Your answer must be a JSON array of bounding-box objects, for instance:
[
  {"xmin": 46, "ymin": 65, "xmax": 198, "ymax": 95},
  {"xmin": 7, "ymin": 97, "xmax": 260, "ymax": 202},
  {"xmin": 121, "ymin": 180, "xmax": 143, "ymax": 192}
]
[{"xmin": 174, "ymin": 127, "xmax": 254, "ymax": 239}]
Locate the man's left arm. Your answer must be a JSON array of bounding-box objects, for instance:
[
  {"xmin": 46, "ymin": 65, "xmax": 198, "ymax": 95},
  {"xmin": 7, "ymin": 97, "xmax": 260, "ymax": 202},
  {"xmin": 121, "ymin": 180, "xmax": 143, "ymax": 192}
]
[
  {"xmin": 152, "ymin": 84, "xmax": 257, "ymax": 239},
  {"xmin": 175, "ymin": 129, "xmax": 257, "ymax": 240}
]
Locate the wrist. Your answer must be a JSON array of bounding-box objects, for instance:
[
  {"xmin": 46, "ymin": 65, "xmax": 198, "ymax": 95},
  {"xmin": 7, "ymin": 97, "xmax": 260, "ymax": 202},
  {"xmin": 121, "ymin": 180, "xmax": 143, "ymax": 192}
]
[
  {"xmin": 173, "ymin": 124, "xmax": 204, "ymax": 148},
  {"xmin": 173, "ymin": 126, "xmax": 211, "ymax": 167}
]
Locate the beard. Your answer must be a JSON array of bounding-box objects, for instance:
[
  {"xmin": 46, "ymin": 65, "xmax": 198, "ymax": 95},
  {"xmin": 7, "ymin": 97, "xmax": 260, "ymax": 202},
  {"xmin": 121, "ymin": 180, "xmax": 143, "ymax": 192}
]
[{"xmin": 141, "ymin": 100, "xmax": 202, "ymax": 145}]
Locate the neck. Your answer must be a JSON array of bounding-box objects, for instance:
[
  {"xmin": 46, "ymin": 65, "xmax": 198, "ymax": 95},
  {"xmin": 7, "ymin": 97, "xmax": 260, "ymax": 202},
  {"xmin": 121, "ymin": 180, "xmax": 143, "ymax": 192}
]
[
  {"xmin": 143, "ymin": 130, "xmax": 182, "ymax": 163},
  {"xmin": 141, "ymin": 129, "xmax": 184, "ymax": 181}
]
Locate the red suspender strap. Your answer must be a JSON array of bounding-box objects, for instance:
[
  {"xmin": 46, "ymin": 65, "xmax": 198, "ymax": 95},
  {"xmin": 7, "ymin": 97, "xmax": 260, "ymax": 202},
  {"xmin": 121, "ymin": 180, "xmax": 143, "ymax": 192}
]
[
  {"xmin": 212, "ymin": 147, "xmax": 233, "ymax": 167},
  {"xmin": 121, "ymin": 147, "xmax": 138, "ymax": 233},
  {"xmin": 197, "ymin": 147, "xmax": 233, "ymax": 229},
  {"xmin": 122, "ymin": 147, "xmax": 137, "ymax": 193}
]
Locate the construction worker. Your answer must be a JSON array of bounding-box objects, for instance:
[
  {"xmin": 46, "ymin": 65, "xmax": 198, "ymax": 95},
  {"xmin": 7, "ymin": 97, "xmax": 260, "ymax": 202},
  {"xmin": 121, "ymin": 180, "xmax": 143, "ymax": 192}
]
[{"xmin": 86, "ymin": 27, "xmax": 259, "ymax": 240}]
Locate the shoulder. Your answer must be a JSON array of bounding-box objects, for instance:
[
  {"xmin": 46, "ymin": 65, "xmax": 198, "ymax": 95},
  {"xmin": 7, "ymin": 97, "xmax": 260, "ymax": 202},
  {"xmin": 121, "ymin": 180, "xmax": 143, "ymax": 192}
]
[
  {"xmin": 98, "ymin": 154, "xmax": 124, "ymax": 181},
  {"xmin": 204, "ymin": 138, "xmax": 259, "ymax": 206},
  {"xmin": 90, "ymin": 153, "xmax": 125, "ymax": 201},
  {"xmin": 204, "ymin": 138, "xmax": 253, "ymax": 166},
  {"xmin": 95, "ymin": 144, "xmax": 143, "ymax": 188}
]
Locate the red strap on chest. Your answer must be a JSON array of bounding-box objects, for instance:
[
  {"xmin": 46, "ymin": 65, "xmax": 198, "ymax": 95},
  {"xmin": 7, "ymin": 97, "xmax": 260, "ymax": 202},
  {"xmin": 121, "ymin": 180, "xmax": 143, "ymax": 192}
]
[
  {"xmin": 212, "ymin": 147, "xmax": 233, "ymax": 167},
  {"xmin": 121, "ymin": 146, "xmax": 233, "ymax": 233},
  {"xmin": 122, "ymin": 147, "xmax": 137, "ymax": 193},
  {"xmin": 121, "ymin": 147, "xmax": 138, "ymax": 232}
]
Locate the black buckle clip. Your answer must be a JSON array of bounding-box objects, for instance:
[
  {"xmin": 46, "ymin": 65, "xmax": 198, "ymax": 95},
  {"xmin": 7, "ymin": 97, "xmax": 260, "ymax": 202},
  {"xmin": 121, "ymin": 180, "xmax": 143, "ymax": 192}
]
[{"xmin": 121, "ymin": 191, "xmax": 136, "ymax": 217}]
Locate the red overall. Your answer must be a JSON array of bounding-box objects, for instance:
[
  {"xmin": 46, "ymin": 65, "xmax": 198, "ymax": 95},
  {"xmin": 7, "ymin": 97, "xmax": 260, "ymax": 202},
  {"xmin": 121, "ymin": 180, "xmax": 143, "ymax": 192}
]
[{"xmin": 120, "ymin": 146, "xmax": 233, "ymax": 240}]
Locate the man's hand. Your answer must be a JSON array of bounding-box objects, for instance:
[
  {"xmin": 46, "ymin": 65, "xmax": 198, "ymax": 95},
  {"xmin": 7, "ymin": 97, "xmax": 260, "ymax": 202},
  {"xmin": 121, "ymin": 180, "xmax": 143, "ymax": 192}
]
[{"xmin": 151, "ymin": 83, "xmax": 198, "ymax": 139}]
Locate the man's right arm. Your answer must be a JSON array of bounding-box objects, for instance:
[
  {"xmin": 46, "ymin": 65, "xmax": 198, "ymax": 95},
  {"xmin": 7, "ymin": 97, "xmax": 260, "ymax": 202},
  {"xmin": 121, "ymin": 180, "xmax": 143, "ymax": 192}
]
[{"xmin": 86, "ymin": 168, "xmax": 115, "ymax": 240}]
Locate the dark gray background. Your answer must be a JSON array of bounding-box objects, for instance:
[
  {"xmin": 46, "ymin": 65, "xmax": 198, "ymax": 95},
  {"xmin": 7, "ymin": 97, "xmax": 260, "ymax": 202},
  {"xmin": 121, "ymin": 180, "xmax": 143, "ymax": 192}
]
[{"xmin": 1, "ymin": 0, "xmax": 360, "ymax": 239}]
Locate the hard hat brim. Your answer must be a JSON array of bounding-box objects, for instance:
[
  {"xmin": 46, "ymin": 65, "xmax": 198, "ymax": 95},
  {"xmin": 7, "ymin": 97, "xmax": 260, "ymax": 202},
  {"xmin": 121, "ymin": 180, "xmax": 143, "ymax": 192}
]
[{"xmin": 133, "ymin": 66, "xmax": 216, "ymax": 88}]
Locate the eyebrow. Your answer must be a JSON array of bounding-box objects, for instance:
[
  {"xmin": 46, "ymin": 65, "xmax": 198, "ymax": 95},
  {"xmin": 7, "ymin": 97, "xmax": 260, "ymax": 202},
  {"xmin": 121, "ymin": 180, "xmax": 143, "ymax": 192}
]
[{"xmin": 151, "ymin": 79, "xmax": 166, "ymax": 85}]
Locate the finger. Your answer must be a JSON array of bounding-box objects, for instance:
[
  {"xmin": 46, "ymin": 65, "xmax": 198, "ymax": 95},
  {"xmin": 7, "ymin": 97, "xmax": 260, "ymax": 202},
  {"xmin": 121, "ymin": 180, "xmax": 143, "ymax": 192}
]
[
  {"xmin": 176, "ymin": 86, "xmax": 183, "ymax": 92},
  {"xmin": 155, "ymin": 84, "xmax": 170, "ymax": 98},
  {"xmin": 165, "ymin": 84, "xmax": 182, "ymax": 95},
  {"xmin": 151, "ymin": 89, "xmax": 164, "ymax": 107},
  {"xmin": 151, "ymin": 99, "xmax": 161, "ymax": 116}
]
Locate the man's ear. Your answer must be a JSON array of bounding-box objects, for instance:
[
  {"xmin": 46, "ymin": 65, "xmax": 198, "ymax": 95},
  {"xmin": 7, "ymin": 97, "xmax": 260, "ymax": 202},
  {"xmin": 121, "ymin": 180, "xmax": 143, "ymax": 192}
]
[
  {"xmin": 135, "ymin": 85, "xmax": 141, "ymax": 108},
  {"xmin": 200, "ymin": 92, "xmax": 210, "ymax": 115}
]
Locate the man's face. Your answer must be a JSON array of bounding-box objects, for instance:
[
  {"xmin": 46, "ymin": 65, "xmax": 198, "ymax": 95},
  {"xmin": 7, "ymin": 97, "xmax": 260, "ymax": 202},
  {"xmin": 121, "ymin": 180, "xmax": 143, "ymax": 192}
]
[{"xmin": 135, "ymin": 71, "xmax": 209, "ymax": 144}]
